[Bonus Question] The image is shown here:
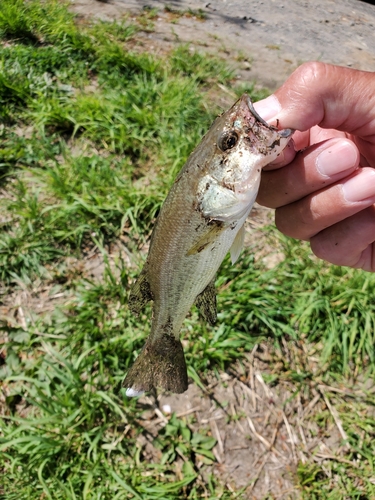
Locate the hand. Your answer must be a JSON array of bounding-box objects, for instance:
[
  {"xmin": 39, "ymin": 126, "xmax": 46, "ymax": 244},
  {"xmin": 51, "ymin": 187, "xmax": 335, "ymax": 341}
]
[{"xmin": 254, "ymin": 62, "xmax": 375, "ymax": 271}]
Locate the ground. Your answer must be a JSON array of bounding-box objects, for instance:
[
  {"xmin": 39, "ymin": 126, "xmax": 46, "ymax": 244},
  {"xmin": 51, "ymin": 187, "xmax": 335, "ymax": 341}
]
[
  {"xmin": 71, "ymin": 0, "xmax": 375, "ymax": 89},
  {"xmin": 2, "ymin": 0, "xmax": 375, "ymax": 498},
  {"xmin": 70, "ymin": 0, "xmax": 375, "ymax": 497}
]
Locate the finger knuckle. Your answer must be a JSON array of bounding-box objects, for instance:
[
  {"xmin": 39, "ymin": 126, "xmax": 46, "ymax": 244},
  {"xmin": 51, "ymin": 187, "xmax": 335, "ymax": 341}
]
[
  {"xmin": 294, "ymin": 61, "xmax": 328, "ymax": 88},
  {"xmin": 257, "ymin": 179, "xmax": 279, "ymax": 209},
  {"xmin": 274, "ymin": 207, "xmax": 303, "ymax": 238},
  {"xmin": 275, "ymin": 199, "xmax": 322, "ymax": 240},
  {"xmin": 310, "ymin": 233, "xmax": 351, "ymax": 267},
  {"xmin": 309, "ymin": 236, "xmax": 331, "ymax": 262}
]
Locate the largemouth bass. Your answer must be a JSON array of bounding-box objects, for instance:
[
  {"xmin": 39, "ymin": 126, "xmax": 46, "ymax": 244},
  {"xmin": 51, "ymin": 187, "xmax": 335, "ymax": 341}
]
[{"xmin": 125, "ymin": 94, "xmax": 293, "ymax": 396}]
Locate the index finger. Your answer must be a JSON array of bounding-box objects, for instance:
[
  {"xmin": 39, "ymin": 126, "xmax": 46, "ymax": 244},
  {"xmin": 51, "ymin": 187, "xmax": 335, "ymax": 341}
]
[{"xmin": 273, "ymin": 62, "xmax": 375, "ymax": 135}]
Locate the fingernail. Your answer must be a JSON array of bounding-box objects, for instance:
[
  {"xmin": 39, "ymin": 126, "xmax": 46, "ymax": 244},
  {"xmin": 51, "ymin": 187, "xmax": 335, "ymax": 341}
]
[
  {"xmin": 253, "ymin": 95, "xmax": 281, "ymax": 122},
  {"xmin": 316, "ymin": 140, "xmax": 358, "ymax": 177},
  {"xmin": 342, "ymin": 169, "xmax": 375, "ymax": 202}
]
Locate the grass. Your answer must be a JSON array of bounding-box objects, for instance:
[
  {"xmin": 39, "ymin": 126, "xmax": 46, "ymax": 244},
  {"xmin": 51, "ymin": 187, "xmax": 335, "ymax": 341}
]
[
  {"xmin": 164, "ymin": 5, "xmax": 207, "ymax": 21},
  {"xmin": 0, "ymin": 1, "xmax": 375, "ymax": 498}
]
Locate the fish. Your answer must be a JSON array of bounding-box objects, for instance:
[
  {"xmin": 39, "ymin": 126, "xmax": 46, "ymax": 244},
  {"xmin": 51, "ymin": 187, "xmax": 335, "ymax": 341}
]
[{"xmin": 124, "ymin": 94, "xmax": 293, "ymax": 397}]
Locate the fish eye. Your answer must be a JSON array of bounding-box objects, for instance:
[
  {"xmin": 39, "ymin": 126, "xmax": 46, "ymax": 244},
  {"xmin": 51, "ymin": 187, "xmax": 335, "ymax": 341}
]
[{"xmin": 218, "ymin": 130, "xmax": 239, "ymax": 152}]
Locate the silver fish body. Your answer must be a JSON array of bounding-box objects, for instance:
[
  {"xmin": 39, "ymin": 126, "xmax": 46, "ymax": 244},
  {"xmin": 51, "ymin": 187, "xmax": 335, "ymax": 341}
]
[{"xmin": 125, "ymin": 94, "xmax": 293, "ymax": 396}]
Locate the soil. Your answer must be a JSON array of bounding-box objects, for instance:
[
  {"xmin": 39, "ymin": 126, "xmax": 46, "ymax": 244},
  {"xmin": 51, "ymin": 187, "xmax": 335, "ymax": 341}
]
[
  {"xmin": 6, "ymin": 1, "xmax": 375, "ymax": 498},
  {"xmin": 71, "ymin": 0, "xmax": 375, "ymax": 89},
  {"xmin": 67, "ymin": 0, "xmax": 375, "ymax": 497}
]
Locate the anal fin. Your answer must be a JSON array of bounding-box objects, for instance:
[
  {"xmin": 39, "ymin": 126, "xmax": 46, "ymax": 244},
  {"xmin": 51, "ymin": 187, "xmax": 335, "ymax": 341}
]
[
  {"xmin": 195, "ymin": 278, "xmax": 217, "ymax": 325},
  {"xmin": 128, "ymin": 264, "xmax": 153, "ymax": 316}
]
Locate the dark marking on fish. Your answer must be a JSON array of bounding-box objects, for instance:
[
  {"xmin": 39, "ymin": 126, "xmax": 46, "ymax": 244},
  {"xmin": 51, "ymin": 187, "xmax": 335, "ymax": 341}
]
[{"xmin": 270, "ymin": 138, "xmax": 281, "ymax": 149}]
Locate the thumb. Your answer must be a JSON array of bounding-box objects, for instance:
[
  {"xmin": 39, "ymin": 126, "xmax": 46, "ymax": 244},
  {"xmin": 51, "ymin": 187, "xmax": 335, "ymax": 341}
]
[{"xmin": 258, "ymin": 62, "xmax": 375, "ymax": 136}]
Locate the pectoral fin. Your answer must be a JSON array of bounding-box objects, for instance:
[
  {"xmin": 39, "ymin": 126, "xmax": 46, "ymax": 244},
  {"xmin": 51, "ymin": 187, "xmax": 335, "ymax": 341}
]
[
  {"xmin": 230, "ymin": 223, "xmax": 245, "ymax": 264},
  {"xmin": 195, "ymin": 278, "xmax": 217, "ymax": 325},
  {"xmin": 128, "ymin": 264, "xmax": 153, "ymax": 316},
  {"xmin": 186, "ymin": 223, "xmax": 224, "ymax": 256}
]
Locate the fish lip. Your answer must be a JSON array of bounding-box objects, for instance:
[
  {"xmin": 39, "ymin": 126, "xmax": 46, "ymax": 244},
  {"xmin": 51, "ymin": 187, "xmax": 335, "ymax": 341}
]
[
  {"xmin": 244, "ymin": 94, "xmax": 294, "ymax": 139},
  {"xmin": 279, "ymin": 128, "xmax": 294, "ymax": 138},
  {"xmin": 245, "ymin": 94, "xmax": 270, "ymax": 128}
]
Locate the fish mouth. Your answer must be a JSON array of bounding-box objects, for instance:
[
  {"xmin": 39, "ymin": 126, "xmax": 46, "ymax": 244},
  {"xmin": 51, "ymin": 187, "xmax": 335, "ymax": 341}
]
[
  {"xmin": 279, "ymin": 128, "xmax": 294, "ymax": 138},
  {"xmin": 244, "ymin": 94, "xmax": 294, "ymax": 138},
  {"xmin": 245, "ymin": 95, "xmax": 270, "ymax": 128}
]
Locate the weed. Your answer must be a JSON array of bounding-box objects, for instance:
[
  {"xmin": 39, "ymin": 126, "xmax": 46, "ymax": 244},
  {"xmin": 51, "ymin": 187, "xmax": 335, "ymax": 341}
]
[
  {"xmin": 1, "ymin": 1, "xmax": 375, "ymax": 498},
  {"xmin": 164, "ymin": 5, "xmax": 207, "ymax": 21}
]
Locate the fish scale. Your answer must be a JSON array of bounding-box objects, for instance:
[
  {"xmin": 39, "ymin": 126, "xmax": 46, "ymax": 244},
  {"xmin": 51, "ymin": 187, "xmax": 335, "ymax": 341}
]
[{"xmin": 124, "ymin": 94, "xmax": 293, "ymax": 396}]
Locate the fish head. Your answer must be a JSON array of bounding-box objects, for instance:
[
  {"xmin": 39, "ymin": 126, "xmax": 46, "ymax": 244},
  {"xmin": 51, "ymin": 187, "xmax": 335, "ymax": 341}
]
[
  {"xmin": 195, "ymin": 94, "xmax": 293, "ymax": 222},
  {"xmin": 209, "ymin": 93, "xmax": 293, "ymax": 191},
  {"xmin": 224, "ymin": 93, "xmax": 293, "ymax": 158}
]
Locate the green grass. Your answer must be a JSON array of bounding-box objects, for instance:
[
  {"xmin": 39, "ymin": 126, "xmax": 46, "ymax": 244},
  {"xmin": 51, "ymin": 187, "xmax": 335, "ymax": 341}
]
[
  {"xmin": 217, "ymin": 233, "xmax": 375, "ymax": 375},
  {"xmin": 164, "ymin": 5, "xmax": 208, "ymax": 21},
  {"xmin": 1, "ymin": 0, "xmax": 375, "ymax": 498}
]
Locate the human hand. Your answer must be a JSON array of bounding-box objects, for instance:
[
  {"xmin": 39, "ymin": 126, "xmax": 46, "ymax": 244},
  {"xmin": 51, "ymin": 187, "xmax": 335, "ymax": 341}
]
[{"xmin": 254, "ymin": 62, "xmax": 375, "ymax": 271}]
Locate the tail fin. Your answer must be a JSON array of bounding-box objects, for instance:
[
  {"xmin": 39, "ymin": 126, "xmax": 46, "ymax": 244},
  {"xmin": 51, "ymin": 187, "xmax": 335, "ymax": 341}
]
[{"xmin": 124, "ymin": 335, "xmax": 188, "ymax": 396}]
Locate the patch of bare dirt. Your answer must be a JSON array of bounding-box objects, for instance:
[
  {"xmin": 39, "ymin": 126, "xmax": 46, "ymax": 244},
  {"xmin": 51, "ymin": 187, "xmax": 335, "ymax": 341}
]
[
  {"xmin": 70, "ymin": 0, "xmax": 375, "ymax": 89},
  {"xmin": 133, "ymin": 339, "xmax": 372, "ymax": 498},
  {"xmin": 62, "ymin": 1, "xmax": 375, "ymax": 497},
  {"xmin": 2, "ymin": 1, "xmax": 373, "ymax": 497}
]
